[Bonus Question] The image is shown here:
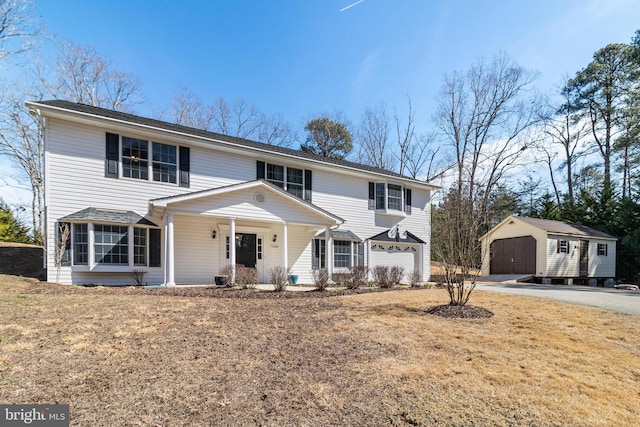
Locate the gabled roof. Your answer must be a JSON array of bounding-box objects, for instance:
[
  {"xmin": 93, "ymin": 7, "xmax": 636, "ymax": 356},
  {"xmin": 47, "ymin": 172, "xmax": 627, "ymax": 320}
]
[
  {"xmin": 27, "ymin": 100, "xmax": 438, "ymax": 189},
  {"xmin": 149, "ymin": 179, "xmax": 344, "ymax": 225},
  {"xmin": 488, "ymin": 216, "xmax": 617, "ymax": 240},
  {"xmin": 60, "ymin": 207, "xmax": 157, "ymax": 226},
  {"xmin": 369, "ymin": 228, "xmax": 425, "ymax": 244}
]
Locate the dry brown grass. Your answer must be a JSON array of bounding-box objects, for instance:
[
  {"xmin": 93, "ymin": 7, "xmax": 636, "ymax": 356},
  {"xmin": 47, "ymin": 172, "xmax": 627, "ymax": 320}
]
[{"xmin": 1, "ymin": 274, "xmax": 639, "ymax": 426}]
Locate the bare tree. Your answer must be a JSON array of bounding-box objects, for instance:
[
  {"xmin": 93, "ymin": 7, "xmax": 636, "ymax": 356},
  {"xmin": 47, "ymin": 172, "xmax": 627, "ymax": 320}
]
[
  {"xmin": 38, "ymin": 40, "xmax": 144, "ymax": 111},
  {"xmin": 393, "ymin": 96, "xmax": 416, "ymax": 176},
  {"xmin": 0, "ymin": 0, "xmax": 39, "ymax": 63},
  {"xmin": 356, "ymin": 102, "xmax": 395, "ymax": 169},
  {"xmin": 433, "ymin": 52, "xmax": 539, "ymax": 305},
  {"xmin": 54, "ymin": 222, "xmax": 69, "ymax": 283},
  {"xmin": 166, "ymin": 89, "xmax": 295, "ymax": 146}
]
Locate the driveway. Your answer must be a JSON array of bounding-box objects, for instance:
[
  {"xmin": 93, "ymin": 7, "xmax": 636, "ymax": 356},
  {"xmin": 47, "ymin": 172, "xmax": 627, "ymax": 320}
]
[{"xmin": 476, "ymin": 283, "xmax": 640, "ymax": 316}]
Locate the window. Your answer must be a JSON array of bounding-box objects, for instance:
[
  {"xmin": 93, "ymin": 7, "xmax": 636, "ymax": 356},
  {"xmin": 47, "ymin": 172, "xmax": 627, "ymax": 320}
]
[
  {"xmin": 122, "ymin": 137, "xmax": 149, "ymax": 180},
  {"xmin": 94, "ymin": 225, "xmax": 128, "ymax": 265},
  {"xmin": 287, "ymin": 167, "xmax": 303, "ymax": 198},
  {"xmin": 106, "ymin": 133, "xmax": 189, "ymax": 187},
  {"xmin": 557, "ymin": 240, "xmax": 569, "ymax": 254},
  {"xmin": 134, "ymin": 227, "xmax": 147, "ymax": 266},
  {"xmin": 597, "ymin": 243, "xmax": 608, "ymax": 256},
  {"xmin": 56, "ymin": 222, "xmax": 71, "ymax": 266},
  {"xmin": 257, "ymin": 238, "xmax": 263, "ymax": 260},
  {"xmin": 353, "ymin": 241, "xmax": 364, "ymax": 267},
  {"xmin": 370, "ymin": 182, "xmax": 407, "ymax": 212},
  {"xmin": 152, "ymin": 143, "xmax": 177, "ymax": 183},
  {"xmin": 267, "ymin": 164, "xmax": 285, "ymax": 187},
  {"xmin": 258, "ymin": 161, "xmax": 312, "ymax": 200},
  {"xmin": 73, "ymin": 224, "xmax": 88, "ymax": 265},
  {"xmin": 334, "ymin": 240, "xmax": 351, "ymax": 268},
  {"xmin": 387, "ymin": 184, "xmax": 402, "ymax": 211},
  {"xmin": 312, "ymin": 238, "xmax": 326, "ymax": 269}
]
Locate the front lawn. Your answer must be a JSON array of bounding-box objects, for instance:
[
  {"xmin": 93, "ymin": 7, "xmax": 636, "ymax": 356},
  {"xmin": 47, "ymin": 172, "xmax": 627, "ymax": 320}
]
[{"xmin": 1, "ymin": 276, "xmax": 638, "ymax": 426}]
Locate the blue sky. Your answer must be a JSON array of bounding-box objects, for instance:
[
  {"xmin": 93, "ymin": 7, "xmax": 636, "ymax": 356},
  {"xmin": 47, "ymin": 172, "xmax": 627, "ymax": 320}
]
[
  {"xmin": 32, "ymin": 0, "xmax": 640, "ymax": 132},
  {"xmin": 1, "ymin": 0, "xmax": 639, "ymax": 209}
]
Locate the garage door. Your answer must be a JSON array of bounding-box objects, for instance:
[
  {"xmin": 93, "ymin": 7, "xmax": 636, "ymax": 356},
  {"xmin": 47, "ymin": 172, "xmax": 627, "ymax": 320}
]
[
  {"xmin": 369, "ymin": 243, "xmax": 419, "ymax": 282},
  {"xmin": 490, "ymin": 236, "xmax": 536, "ymax": 274}
]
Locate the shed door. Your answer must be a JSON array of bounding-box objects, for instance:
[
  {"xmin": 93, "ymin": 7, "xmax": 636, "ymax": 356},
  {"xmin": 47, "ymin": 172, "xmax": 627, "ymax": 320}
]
[
  {"xmin": 579, "ymin": 240, "xmax": 589, "ymax": 277},
  {"xmin": 490, "ymin": 236, "xmax": 536, "ymax": 275}
]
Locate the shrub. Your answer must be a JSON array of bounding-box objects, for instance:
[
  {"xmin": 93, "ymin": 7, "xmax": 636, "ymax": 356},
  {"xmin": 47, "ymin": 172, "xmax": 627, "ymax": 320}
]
[
  {"xmin": 389, "ymin": 265, "xmax": 405, "ymax": 286},
  {"xmin": 131, "ymin": 269, "xmax": 147, "ymax": 286},
  {"xmin": 235, "ymin": 265, "xmax": 258, "ymax": 289},
  {"xmin": 408, "ymin": 269, "xmax": 423, "ymax": 287},
  {"xmin": 312, "ymin": 269, "xmax": 330, "ymax": 291},
  {"xmin": 270, "ymin": 266, "xmax": 289, "ymax": 292},
  {"xmin": 333, "ymin": 272, "xmax": 352, "ymax": 288},
  {"xmin": 349, "ymin": 266, "xmax": 368, "ymax": 289},
  {"xmin": 372, "ymin": 265, "xmax": 391, "ymax": 288}
]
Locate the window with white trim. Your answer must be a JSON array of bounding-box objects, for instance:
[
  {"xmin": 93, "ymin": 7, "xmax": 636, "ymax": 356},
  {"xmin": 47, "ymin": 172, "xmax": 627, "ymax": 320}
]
[
  {"xmin": 133, "ymin": 227, "xmax": 147, "ymax": 266},
  {"xmin": 73, "ymin": 224, "xmax": 88, "ymax": 265},
  {"xmin": 557, "ymin": 240, "xmax": 569, "ymax": 254},
  {"xmin": 267, "ymin": 164, "xmax": 285, "ymax": 187},
  {"xmin": 94, "ymin": 225, "xmax": 128, "ymax": 265},
  {"xmin": 122, "ymin": 137, "xmax": 149, "ymax": 180},
  {"xmin": 597, "ymin": 243, "xmax": 608, "ymax": 256},
  {"xmin": 312, "ymin": 238, "xmax": 326, "ymax": 269},
  {"xmin": 369, "ymin": 182, "xmax": 411, "ymax": 214},
  {"xmin": 152, "ymin": 143, "xmax": 177, "ymax": 183},
  {"xmin": 334, "ymin": 240, "xmax": 351, "ymax": 268}
]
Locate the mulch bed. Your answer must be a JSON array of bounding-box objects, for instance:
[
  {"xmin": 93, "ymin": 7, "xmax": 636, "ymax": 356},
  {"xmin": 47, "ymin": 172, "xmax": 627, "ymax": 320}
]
[
  {"xmin": 425, "ymin": 304, "xmax": 494, "ymax": 318},
  {"xmin": 22, "ymin": 282, "xmax": 418, "ymax": 299}
]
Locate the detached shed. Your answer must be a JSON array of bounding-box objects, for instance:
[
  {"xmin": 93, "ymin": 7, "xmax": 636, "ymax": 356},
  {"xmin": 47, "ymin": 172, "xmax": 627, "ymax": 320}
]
[{"xmin": 480, "ymin": 216, "xmax": 616, "ymax": 283}]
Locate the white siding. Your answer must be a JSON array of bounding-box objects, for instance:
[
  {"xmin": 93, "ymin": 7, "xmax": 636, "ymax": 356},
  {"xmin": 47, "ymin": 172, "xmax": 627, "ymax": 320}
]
[
  {"xmin": 589, "ymin": 239, "xmax": 616, "ymax": 277},
  {"xmin": 44, "ymin": 116, "xmax": 433, "ymax": 284},
  {"xmin": 546, "ymin": 237, "xmax": 580, "ymax": 277}
]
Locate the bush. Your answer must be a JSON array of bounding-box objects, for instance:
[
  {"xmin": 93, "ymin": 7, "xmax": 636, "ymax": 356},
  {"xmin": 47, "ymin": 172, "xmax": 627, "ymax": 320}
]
[
  {"xmin": 389, "ymin": 265, "xmax": 405, "ymax": 286},
  {"xmin": 235, "ymin": 265, "xmax": 258, "ymax": 289},
  {"xmin": 130, "ymin": 269, "xmax": 147, "ymax": 286},
  {"xmin": 270, "ymin": 266, "xmax": 289, "ymax": 292},
  {"xmin": 372, "ymin": 265, "xmax": 391, "ymax": 288},
  {"xmin": 312, "ymin": 269, "xmax": 330, "ymax": 291},
  {"xmin": 332, "ymin": 272, "xmax": 352, "ymax": 288},
  {"xmin": 349, "ymin": 266, "xmax": 368, "ymax": 289},
  {"xmin": 408, "ymin": 269, "xmax": 423, "ymax": 287}
]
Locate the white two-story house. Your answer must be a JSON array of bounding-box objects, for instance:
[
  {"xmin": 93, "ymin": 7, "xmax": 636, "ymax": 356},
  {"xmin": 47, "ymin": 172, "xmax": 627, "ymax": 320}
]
[{"xmin": 28, "ymin": 100, "xmax": 437, "ymax": 286}]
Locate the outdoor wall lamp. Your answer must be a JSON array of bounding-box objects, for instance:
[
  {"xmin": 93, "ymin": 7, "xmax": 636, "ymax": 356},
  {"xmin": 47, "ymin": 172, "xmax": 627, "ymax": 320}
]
[
  {"xmin": 273, "ymin": 234, "xmax": 277, "ymax": 242},
  {"xmin": 212, "ymin": 230, "xmax": 217, "ymax": 239}
]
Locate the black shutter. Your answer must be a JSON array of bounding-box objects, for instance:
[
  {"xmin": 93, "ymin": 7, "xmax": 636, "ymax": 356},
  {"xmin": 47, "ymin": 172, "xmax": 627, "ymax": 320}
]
[
  {"xmin": 105, "ymin": 132, "xmax": 119, "ymax": 178},
  {"xmin": 405, "ymin": 188, "xmax": 412, "ymax": 214},
  {"xmin": 149, "ymin": 229, "xmax": 161, "ymax": 267},
  {"xmin": 257, "ymin": 161, "xmax": 265, "ymax": 179},
  {"xmin": 368, "ymin": 182, "xmax": 375, "ymax": 209},
  {"xmin": 179, "ymin": 146, "xmax": 190, "ymax": 188},
  {"xmin": 304, "ymin": 169, "xmax": 312, "ymax": 201}
]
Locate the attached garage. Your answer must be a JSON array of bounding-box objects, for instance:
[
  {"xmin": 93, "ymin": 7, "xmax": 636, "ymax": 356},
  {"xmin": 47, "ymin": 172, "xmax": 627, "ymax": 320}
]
[
  {"xmin": 490, "ymin": 236, "xmax": 536, "ymax": 274},
  {"xmin": 368, "ymin": 228, "xmax": 425, "ymax": 282}
]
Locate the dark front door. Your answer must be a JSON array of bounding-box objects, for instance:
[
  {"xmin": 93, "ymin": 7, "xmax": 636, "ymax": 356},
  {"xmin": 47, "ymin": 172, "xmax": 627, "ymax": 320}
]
[
  {"xmin": 235, "ymin": 233, "xmax": 257, "ymax": 268},
  {"xmin": 579, "ymin": 240, "xmax": 589, "ymax": 277}
]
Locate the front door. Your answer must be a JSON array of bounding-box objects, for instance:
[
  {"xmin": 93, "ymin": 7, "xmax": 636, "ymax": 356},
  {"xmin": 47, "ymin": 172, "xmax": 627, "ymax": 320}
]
[
  {"xmin": 579, "ymin": 240, "xmax": 589, "ymax": 277},
  {"xmin": 235, "ymin": 233, "xmax": 257, "ymax": 268}
]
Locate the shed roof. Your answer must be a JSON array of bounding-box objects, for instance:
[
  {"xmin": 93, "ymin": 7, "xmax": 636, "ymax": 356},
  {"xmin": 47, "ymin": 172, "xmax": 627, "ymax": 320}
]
[
  {"xmin": 60, "ymin": 207, "xmax": 157, "ymax": 226},
  {"xmin": 514, "ymin": 216, "xmax": 616, "ymax": 239}
]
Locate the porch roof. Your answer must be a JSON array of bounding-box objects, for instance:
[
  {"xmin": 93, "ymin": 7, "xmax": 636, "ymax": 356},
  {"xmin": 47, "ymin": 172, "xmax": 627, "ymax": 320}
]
[{"xmin": 149, "ymin": 179, "xmax": 344, "ymax": 226}]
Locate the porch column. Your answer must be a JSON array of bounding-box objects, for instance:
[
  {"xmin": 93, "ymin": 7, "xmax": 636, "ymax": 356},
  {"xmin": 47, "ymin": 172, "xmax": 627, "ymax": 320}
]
[
  {"xmin": 282, "ymin": 222, "xmax": 288, "ymax": 270},
  {"xmin": 229, "ymin": 217, "xmax": 236, "ymax": 283},
  {"xmin": 166, "ymin": 211, "xmax": 175, "ymax": 286},
  {"xmin": 325, "ymin": 227, "xmax": 332, "ymax": 279}
]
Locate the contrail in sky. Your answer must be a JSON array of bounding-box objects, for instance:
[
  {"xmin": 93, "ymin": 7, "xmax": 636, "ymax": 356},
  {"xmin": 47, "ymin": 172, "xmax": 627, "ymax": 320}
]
[{"xmin": 339, "ymin": 0, "xmax": 366, "ymax": 12}]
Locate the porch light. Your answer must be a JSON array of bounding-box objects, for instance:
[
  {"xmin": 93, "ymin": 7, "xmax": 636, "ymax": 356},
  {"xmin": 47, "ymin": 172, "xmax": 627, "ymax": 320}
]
[
  {"xmin": 212, "ymin": 230, "xmax": 217, "ymax": 239},
  {"xmin": 273, "ymin": 234, "xmax": 277, "ymax": 242}
]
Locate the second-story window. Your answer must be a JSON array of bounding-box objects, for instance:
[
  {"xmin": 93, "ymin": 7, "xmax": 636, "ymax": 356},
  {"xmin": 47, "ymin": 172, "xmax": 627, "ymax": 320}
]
[
  {"xmin": 369, "ymin": 182, "xmax": 411, "ymax": 214},
  {"xmin": 258, "ymin": 161, "xmax": 312, "ymax": 201},
  {"xmin": 152, "ymin": 143, "xmax": 177, "ymax": 183},
  {"xmin": 287, "ymin": 167, "xmax": 303, "ymax": 198},
  {"xmin": 122, "ymin": 137, "xmax": 149, "ymax": 180},
  {"xmin": 267, "ymin": 164, "xmax": 285, "ymax": 187}
]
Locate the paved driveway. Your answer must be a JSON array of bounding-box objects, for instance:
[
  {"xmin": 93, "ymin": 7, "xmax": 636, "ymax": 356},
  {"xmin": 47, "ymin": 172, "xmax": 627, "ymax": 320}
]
[{"xmin": 476, "ymin": 283, "xmax": 640, "ymax": 316}]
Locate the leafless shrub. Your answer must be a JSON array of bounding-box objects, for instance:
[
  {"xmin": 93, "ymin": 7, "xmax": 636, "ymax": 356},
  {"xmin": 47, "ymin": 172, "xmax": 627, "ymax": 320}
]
[
  {"xmin": 235, "ymin": 265, "xmax": 258, "ymax": 289},
  {"xmin": 408, "ymin": 269, "xmax": 423, "ymax": 287},
  {"xmin": 389, "ymin": 266, "xmax": 405, "ymax": 285},
  {"xmin": 54, "ymin": 222, "xmax": 70, "ymax": 284},
  {"xmin": 332, "ymin": 272, "xmax": 352, "ymax": 288},
  {"xmin": 269, "ymin": 266, "xmax": 288, "ymax": 292},
  {"xmin": 372, "ymin": 265, "xmax": 392, "ymax": 288},
  {"xmin": 349, "ymin": 266, "xmax": 368, "ymax": 289},
  {"xmin": 131, "ymin": 269, "xmax": 147, "ymax": 286},
  {"xmin": 312, "ymin": 269, "xmax": 330, "ymax": 291}
]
